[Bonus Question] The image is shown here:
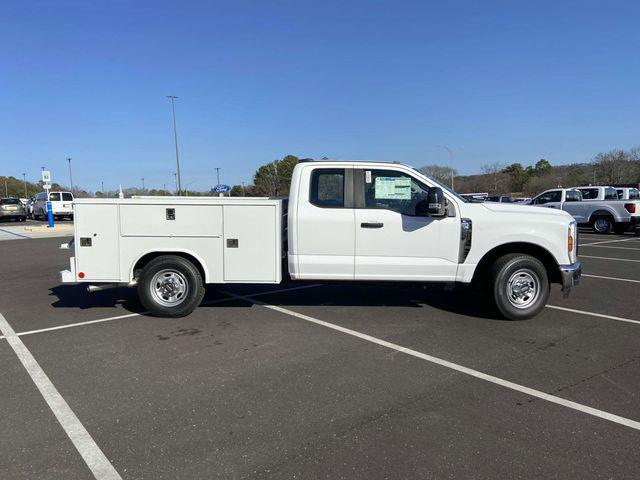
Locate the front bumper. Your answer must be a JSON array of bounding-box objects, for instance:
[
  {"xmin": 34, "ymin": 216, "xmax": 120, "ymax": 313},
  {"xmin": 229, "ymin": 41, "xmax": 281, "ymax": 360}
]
[{"xmin": 559, "ymin": 260, "xmax": 581, "ymax": 291}]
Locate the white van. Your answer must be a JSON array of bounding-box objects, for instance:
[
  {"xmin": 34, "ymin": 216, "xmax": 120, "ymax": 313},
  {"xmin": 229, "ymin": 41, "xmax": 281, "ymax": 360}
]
[{"xmin": 33, "ymin": 191, "xmax": 74, "ymax": 220}]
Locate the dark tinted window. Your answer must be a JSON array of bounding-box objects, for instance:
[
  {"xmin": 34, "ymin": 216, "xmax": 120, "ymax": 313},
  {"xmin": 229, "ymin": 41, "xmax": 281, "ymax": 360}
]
[
  {"xmin": 0, "ymin": 198, "xmax": 21, "ymax": 205},
  {"xmin": 364, "ymin": 169, "xmax": 429, "ymax": 216},
  {"xmin": 62, "ymin": 193, "xmax": 73, "ymax": 201},
  {"xmin": 49, "ymin": 193, "xmax": 61, "ymax": 201},
  {"xmin": 309, "ymin": 169, "xmax": 344, "ymax": 208},
  {"xmin": 604, "ymin": 188, "xmax": 617, "ymax": 200},
  {"xmin": 565, "ymin": 190, "xmax": 581, "ymax": 202},
  {"xmin": 630, "ymin": 189, "xmax": 640, "ymax": 199},
  {"xmin": 579, "ymin": 188, "xmax": 598, "ymax": 199},
  {"xmin": 534, "ymin": 190, "xmax": 562, "ymax": 204}
]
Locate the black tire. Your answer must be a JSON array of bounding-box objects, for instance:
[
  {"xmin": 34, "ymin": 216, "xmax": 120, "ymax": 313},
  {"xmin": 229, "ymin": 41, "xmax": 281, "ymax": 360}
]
[
  {"xmin": 19, "ymin": 216, "xmax": 26, "ymax": 222},
  {"xmin": 137, "ymin": 255, "xmax": 205, "ymax": 317},
  {"xmin": 590, "ymin": 215, "xmax": 613, "ymax": 234},
  {"xmin": 489, "ymin": 253, "xmax": 550, "ymax": 321}
]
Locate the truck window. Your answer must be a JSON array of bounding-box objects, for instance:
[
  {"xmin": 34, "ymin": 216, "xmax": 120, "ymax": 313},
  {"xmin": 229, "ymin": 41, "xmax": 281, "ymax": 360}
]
[
  {"xmin": 50, "ymin": 193, "xmax": 61, "ymax": 201},
  {"xmin": 604, "ymin": 187, "xmax": 617, "ymax": 200},
  {"xmin": 630, "ymin": 189, "xmax": 640, "ymax": 199},
  {"xmin": 579, "ymin": 188, "xmax": 598, "ymax": 199},
  {"xmin": 534, "ymin": 191, "xmax": 561, "ymax": 204},
  {"xmin": 363, "ymin": 169, "xmax": 429, "ymax": 216},
  {"xmin": 36, "ymin": 193, "xmax": 45, "ymax": 201},
  {"xmin": 565, "ymin": 190, "xmax": 581, "ymax": 202},
  {"xmin": 309, "ymin": 169, "xmax": 345, "ymax": 208},
  {"xmin": 62, "ymin": 193, "xmax": 73, "ymax": 201}
]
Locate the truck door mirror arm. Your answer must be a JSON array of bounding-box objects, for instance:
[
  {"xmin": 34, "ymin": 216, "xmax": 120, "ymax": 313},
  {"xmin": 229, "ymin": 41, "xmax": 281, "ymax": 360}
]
[{"xmin": 427, "ymin": 187, "xmax": 446, "ymax": 217}]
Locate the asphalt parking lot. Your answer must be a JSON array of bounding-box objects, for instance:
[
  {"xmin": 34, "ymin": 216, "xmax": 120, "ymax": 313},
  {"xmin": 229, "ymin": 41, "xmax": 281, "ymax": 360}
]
[{"xmin": 1, "ymin": 230, "xmax": 639, "ymax": 479}]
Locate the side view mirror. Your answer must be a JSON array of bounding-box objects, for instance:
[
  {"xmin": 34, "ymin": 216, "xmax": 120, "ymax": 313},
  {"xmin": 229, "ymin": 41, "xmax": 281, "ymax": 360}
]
[{"xmin": 427, "ymin": 187, "xmax": 446, "ymax": 216}]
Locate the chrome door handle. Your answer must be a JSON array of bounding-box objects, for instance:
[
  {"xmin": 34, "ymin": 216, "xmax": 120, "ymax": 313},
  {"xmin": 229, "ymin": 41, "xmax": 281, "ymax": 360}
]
[{"xmin": 361, "ymin": 222, "xmax": 384, "ymax": 228}]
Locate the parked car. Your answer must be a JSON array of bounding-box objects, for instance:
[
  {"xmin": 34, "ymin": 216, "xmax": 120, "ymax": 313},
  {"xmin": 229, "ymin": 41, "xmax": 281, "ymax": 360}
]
[
  {"xmin": 485, "ymin": 195, "xmax": 514, "ymax": 203},
  {"xmin": 61, "ymin": 160, "xmax": 581, "ymax": 321},
  {"xmin": 616, "ymin": 187, "xmax": 640, "ymax": 200},
  {"xmin": 33, "ymin": 191, "xmax": 74, "ymax": 220},
  {"xmin": 531, "ymin": 188, "xmax": 640, "ymax": 233},
  {"xmin": 0, "ymin": 198, "xmax": 27, "ymax": 222},
  {"xmin": 24, "ymin": 197, "xmax": 36, "ymax": 218}
]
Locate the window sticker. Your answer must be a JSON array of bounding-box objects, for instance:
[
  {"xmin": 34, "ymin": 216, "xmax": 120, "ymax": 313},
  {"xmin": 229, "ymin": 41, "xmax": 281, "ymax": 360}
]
[
  {"xmin": 365, "ymin": 170, "xmax": 372, "ymax": 183},
  {"xmin": 374, "ymin": 177, "xmax": 411, "ymax": 199}
]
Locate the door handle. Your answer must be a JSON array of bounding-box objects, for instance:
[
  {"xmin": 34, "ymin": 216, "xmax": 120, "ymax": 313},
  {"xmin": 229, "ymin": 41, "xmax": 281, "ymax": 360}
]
[{"xmin": 361, "ymin": 222, "xmax": 384, "ymax": 228}]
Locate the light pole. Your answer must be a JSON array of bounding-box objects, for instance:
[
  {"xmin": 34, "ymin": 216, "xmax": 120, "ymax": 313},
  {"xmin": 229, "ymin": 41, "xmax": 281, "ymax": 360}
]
[
  {"xmin": 214, "ymin": 168, "xmax": 223, "ymax": 197},
  {"xmin": 101, "ymin": 181, "xmax": 104, "ymax": 193},
  {"xmin": 67, "ymin": 158, "xmax": 74, "ymax": 193},
  {"xmin": 167, "ymin": 96, "xmax": 182, "ymax": 195},
  {"xmin": 241, "ymin": 181, "xmax": 246, "ymax": 197},
  {"xmin": 22, "ymin": 173, "xmax": 27, "ymax": 198},
  {"xmin": 141, "ymin": 178, "xmax": 145, "ymax": 191},
  {"xmin": 437, "ymin": 145, "xmax": 455, "ymax": 190},
  {"xmin": 173, "ymin": 173, "xmax": 178, "ymax": 195},
  {"xmin": 4, "ymin": 178, "xmax": 7, "ymax": 197}
]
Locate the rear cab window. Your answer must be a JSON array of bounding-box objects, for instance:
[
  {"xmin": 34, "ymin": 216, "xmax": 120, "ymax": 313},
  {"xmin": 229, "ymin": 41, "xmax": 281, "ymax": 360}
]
[
  {"xmin": 578, "ymin": 188, "xmax": 598, "ymax": 200},
  {"xmin": 604, "ymin": 187, "xmax": 618, "ymax": 200},
  {"xmin": 309, "ymin": 169, "xmax": 345, "ymax": 208},
  {"xmin": 0, "ymin": 198, "xmax": 21, "ymax": 205}
]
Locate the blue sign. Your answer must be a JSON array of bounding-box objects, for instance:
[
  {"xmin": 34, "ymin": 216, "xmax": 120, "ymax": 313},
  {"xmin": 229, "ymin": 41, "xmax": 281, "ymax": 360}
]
[{"xmin": 212, "ymin": 184, "xmax": 231, "ymax": 193}]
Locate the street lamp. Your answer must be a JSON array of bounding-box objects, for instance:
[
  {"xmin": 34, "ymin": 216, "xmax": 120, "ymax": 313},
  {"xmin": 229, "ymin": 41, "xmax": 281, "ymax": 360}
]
[
  {"xmin": 67, "ymin": 158, "xmax": 74, "ymax": 193},
  {"xmin": 167, "ymin": 96, "xmax": 182, "ymax": 195},
  {"xmin": 437, "ymin": 145, "xmax": 455, "ymax": 190},
  {"xmin": 22, "ymin": 173, "xmax": 27, "ymax": 198}
]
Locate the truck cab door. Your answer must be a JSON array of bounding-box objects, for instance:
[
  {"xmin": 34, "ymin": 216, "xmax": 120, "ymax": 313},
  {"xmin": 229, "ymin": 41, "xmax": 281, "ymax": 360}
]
[
  {"xmin": 293, "ymin": 167, "xmax": 355, "ymax": 280},
  {"xmin": 353, "ymin": 168, "xmax": 459, "ymax": 281}
]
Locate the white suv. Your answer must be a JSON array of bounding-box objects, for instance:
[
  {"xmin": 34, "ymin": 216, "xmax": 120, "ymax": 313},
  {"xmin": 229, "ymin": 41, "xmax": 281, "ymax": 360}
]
[{"xmin": 33, "ymin": 191, "xmax": 74, "ymax": 220}]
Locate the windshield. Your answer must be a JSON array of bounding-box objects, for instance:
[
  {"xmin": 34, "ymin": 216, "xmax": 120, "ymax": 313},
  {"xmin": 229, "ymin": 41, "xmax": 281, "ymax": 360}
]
[
  {"xmin": 412, "ymin": 168, "xmax": 468, "ymax": 202},
  {"xmin": 0, "ymin": 198, "xmax": 21, "ymax": 205}
]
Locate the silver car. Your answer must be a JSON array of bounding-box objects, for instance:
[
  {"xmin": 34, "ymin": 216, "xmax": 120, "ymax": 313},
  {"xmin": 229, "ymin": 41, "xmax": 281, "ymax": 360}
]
[{"xmin": 0, "ymin": 198, "xmax": 27, "ymax": 222}]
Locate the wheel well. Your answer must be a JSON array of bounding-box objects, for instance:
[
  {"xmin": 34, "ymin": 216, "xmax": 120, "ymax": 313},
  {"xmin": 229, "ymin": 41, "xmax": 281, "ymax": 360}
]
[
  {"xmin": 133, "ymin": 252, "xmax": 206, "ymax": 282},
  {"xmin": 589, "ymin": 210, "xmax": 614, "ymax": 222},
  {"xmin": 472, "ymin": 242, "xmax": 561, "ymax": 285}
]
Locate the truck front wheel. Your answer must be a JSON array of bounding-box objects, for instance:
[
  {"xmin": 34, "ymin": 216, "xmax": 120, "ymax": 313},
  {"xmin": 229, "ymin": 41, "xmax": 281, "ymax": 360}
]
[
  {"xmin": 138, "ymin": 255, "xmax": 205, "ymax": 317},
  {"xmin": 490, "ymin": 254, "xmax": 549, "ymax": 320}
]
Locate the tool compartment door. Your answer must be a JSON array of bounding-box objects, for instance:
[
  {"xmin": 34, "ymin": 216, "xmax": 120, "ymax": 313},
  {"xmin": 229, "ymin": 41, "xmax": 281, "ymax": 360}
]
[
  {"xmin": 223, "ymin": 205, "xmax": 279, "ymax": 282},
  {"xmin": 75, "ymin": 204, "xmax": 120, "ymax": 281}
]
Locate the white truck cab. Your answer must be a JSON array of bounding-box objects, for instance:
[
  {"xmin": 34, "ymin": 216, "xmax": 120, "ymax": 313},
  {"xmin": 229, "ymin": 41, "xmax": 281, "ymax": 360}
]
[{"xmin": 61, "ymin": 160, "xmax": 581, "ymax": 321}]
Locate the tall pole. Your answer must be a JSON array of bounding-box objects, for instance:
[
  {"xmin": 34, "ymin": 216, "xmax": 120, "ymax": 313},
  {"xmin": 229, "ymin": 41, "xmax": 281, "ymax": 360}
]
[
  {"xmin": 4, "ymin": 178, "xmax": 7, "ymax": 197},
  {"xmin": 22, "ymin": 173, "xmax": 27, "ymax": 198},
  {"xmin": 241, "ymin": 181, "xmax": 246, "ymax": 197},
  {"xmin": 167, "ymin": 96, "xmax": 182, "ymax": 195},
  {"xmin": 142, "ymin": 177, "xmax": 145, "ymax": 191},
  {"xmin": 101, "ymin": 181, "xmax": 104, "ymax": 193},
  {"xmin": 437, "ymin": 145, "xmax": 454, "ymax": 190},
  {"xmin": 174, "ymin": 173, "xmax": 178, "ymax": 195},
  {"xmin": 214, "ymin": 167, "xmax": 222, "ymax": 197},
  {"xmin": 67, "ymin": 158, "xmax": 74, "ymax": 193}
]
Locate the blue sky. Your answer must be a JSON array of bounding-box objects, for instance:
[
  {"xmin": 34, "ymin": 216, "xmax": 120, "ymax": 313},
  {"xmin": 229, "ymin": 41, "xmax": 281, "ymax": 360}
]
[{"xmin": 2, "ymin": 0, "xmax": 639, "ymax": 192}]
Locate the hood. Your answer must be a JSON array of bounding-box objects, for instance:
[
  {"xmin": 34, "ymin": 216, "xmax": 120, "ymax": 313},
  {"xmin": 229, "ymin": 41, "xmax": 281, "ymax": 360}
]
[{"xmin": 480, "ymin": 202, "xmax": 570, "ymax": 218}]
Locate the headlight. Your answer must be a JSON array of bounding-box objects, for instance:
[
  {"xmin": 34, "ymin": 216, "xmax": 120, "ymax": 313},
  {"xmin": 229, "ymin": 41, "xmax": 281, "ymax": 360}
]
[{"xmin": 568, "ymin": 221, "xmax": 577, "ymax": 263}]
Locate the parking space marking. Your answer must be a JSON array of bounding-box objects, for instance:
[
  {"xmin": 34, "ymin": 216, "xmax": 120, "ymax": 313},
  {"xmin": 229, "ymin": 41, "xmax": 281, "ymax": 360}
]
[
  {"xmin": 0, "ymin": 283, "xmax": 323, "ymax": 341},
  {"xmin": 0, "ymin": 227, "xmax": 32, "ymax": 239},
  {"xmin": 579, "ymin": 244, "xmax": 640, "ymax": 251},
  {"xmin": 580, "ymin": 255, "xmax": 640, "ymax": 263},
  {"xmin": 579, "ymin": 237, "xmax": 639, "ymax": 245},
  {"xmin": 546, "ymin": 306, "xmax": 640, "ymax": 325},
  {"xmin": 222, "ymin": 292, "xmax": 640, "ymax": 432},
  {"xmin": 582, "ymin": 274, "xmax": 640, "ymax": 284},
  {"xmin": 0, "ymin": 313, "xmax": 122, "ymax": 480}
]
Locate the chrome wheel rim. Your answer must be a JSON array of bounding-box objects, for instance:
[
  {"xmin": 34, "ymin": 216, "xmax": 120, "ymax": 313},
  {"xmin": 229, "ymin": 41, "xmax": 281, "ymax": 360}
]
[
  {"xmin": 150, "ymin": 269, "xmax": 189, "ymax": 307},
  {"xmin": 594, "ymin": 218, "xmax": 610, "ymax": 232},
  {"xmin": 506, "ymin": 269, "xmax": 540, "ymax": 309}
]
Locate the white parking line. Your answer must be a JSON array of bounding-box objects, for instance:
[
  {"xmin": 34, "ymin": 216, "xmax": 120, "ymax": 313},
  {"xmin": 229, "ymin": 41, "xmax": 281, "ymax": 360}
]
[
  {"xmin": 221, "ymin": 291, "xmax": 640, "ymax": 432},
  {"xmin": 0, "ymin": 313, "xmax": 122, "ymax": 480},
  {"xmin": 546, "ymin": 305, "xmax": 640, "ymax": 325},
  {"xmin": 579, "ymin": 237, "xmax": 640, "ymax": 246},
  {"xmin": 0, "ymin": 283, "xmax": 323, "ymax": 340},
  {"xmin": 579, "ymin": 244, "xmax": 640, "ymax": 251},
  {"xmin": 579, "ymin": 255, "xmax": 640, "ymax": 263},
  {"xmin": 582, "ymin": 274, "xmax": 640, "ymax": 284}
]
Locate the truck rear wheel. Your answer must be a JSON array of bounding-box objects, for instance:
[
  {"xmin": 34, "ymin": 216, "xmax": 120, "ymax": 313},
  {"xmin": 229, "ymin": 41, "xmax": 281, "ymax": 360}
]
[
  {"xmin": 591, "ymin": 216, "xmax": 613, "ymax": 234},
  {"xmin": 490, "ymin": 254, "xmax": 549, "ymax": 320},
  {"xmin": 138, "ymin": 255, "xmax": 205, "ymax": 317}
]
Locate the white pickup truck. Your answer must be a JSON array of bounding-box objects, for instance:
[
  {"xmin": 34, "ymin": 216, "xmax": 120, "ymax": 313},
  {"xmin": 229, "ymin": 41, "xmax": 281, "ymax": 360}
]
[
  {"xmin": 60, "ymin": 160, "xmax": 581, "ymax": 320},
  {"xmin": 530, "ymin": 188, "xmax": 640, "ymax": 234}
]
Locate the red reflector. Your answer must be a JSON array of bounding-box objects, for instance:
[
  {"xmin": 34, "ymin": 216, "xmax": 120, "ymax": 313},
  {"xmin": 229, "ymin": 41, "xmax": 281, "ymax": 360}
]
[
  {"xmin": 78, "ymin": 272, "xmax": 85, "ymax": 279},
  {"xmin": 625, "ymin": 203, "xmax": 636, "ymax": 214}
]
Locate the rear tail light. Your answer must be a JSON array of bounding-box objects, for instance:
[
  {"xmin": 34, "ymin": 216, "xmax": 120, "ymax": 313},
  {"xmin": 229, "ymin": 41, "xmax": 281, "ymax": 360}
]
[{"xmin": 624, "ymin": 203, "xmax": 636, "ymax": 214}]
